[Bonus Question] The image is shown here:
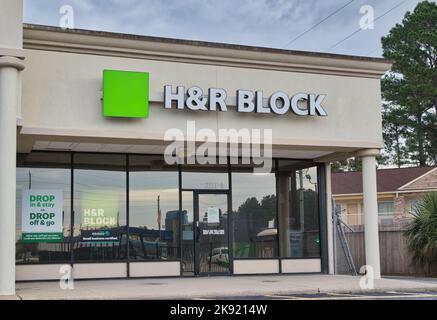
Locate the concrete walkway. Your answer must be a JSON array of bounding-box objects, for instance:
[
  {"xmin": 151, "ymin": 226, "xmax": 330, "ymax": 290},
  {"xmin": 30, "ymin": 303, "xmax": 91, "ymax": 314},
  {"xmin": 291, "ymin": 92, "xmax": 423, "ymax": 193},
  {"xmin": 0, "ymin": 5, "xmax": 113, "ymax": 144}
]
[{"xmin": 6, "ymin": 275, "xmax": 437, "ymax": 300}]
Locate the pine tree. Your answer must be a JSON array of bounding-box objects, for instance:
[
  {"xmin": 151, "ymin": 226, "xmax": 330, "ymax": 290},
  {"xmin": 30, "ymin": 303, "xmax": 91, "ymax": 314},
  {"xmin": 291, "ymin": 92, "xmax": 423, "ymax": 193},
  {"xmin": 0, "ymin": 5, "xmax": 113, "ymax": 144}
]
[
  {"xmin": 382, "ymin": 103, "xmax": 408, "ymax": 167},
  {"xmin": 381, "ymin": 1, "xmax": 437, "ymax": 167}
]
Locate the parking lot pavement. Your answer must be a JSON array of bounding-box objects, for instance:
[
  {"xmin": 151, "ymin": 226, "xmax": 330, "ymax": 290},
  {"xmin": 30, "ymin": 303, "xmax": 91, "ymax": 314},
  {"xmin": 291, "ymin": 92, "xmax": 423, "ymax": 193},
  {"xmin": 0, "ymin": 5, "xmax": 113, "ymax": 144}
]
[
  {"xmin": 194, "ymin": 291, "xmax": 437, "ymax": 300},
  {"xmin": 12, "ymin": 275, "xmax": 437, "ymax": 300}
]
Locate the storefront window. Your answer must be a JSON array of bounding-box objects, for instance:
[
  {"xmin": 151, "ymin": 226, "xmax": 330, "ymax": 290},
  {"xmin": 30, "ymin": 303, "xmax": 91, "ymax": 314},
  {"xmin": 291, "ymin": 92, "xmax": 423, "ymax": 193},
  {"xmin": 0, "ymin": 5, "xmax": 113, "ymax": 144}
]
[
  {"xmin": 277, "ymin": 161, "xmax": 321, "ymax": 258},
  {"xmin": 232, "ymin": 165, "xmax": 277, "ymax": 258},
  {"xmin": 181, "ymin": 161, "xmax": 229, "ymax": 190},
  {"xmin": 16, "ymin": 153, "xmax": 71, "ymax": 264},
  {"xmin": 73, "ymin": 154, "xmax": 127, "ymax": 262},
  {"xmin": 129, "ymin": 155, "xmax": 180, "ymax": 261},
  {"xmin": 16, "ymin": 151, "xmax": 324, "ymax": 270}
]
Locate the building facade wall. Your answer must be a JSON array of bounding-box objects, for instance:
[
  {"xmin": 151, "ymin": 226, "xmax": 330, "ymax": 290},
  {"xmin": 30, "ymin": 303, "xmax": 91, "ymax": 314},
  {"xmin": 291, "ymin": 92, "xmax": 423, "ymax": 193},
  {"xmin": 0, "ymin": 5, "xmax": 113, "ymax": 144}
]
[
  {"xmin": 8, "ymin": 26, "xmax": 390, "ymax": 281},
  {"xmin": 19, "ymin": 27, "xmax": 387, "ymax": 154}
]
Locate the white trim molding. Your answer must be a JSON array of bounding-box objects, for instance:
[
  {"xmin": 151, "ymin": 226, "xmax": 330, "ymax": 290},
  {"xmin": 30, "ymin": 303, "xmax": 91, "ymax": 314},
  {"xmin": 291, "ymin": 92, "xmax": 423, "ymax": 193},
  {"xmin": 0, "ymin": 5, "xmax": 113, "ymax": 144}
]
[{"xmin": 23, "ymin": 24, "xmax": 392, "ymax": 79}]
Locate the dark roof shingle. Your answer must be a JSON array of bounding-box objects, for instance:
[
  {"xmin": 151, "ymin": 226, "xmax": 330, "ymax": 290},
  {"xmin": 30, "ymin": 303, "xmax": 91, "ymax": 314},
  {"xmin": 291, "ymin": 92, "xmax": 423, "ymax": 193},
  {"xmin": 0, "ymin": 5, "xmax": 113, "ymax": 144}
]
[{"xmin": 332, "ymin": 167, "xmax": 435, "ymax": 195}]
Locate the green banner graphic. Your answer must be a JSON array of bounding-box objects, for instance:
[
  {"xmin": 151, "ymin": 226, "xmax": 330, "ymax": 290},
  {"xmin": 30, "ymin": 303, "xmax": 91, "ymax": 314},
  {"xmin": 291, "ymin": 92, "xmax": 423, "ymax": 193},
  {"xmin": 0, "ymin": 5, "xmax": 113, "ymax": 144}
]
[
  {"xmin": 21, "ymin": 190, "xmax": 64, "ymax": 244},
  {"xmin": 81, "ymin": 191, "xmax": 120, "ymax": 229}
]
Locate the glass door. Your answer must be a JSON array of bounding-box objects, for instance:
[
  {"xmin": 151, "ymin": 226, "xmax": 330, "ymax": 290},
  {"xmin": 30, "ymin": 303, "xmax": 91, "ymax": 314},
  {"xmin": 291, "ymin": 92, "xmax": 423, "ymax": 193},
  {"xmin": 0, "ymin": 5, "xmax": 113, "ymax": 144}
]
[{"xmin": 194, "ymin": 192, "xmax": 230, "ymax": 276}]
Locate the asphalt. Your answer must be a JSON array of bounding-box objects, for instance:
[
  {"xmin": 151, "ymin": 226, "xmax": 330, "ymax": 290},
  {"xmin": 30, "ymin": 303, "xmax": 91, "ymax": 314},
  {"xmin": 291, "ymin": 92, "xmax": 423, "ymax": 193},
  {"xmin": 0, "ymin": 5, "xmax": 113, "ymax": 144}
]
[
  {"xmin": 198, "ymin": 291, "xmax": 437, "ymax": 300},
  {"xmin": 3, "ymin": 275, "xmax": 437, "ymax": 300}
]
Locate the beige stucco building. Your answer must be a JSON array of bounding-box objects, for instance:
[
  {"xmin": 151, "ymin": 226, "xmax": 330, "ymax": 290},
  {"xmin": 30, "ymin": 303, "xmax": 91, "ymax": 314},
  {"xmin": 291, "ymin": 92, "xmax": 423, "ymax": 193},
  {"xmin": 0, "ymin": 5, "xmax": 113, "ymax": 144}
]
[{"xmin": 0, "ymin": 0, "xmax": 391, "ymax": 296}]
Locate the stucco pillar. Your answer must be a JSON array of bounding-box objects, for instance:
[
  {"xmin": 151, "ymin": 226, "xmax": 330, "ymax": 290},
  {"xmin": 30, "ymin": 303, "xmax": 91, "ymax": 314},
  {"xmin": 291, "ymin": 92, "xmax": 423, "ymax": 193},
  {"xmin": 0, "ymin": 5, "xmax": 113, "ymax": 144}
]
[
  {"xmin": 358, "ymin": 149, "xmax": 381, "ymax": 279},
  {"xmin": 0, "ymin": 0, "xmax": 24, "ymax": 296},
  {"xmin": 0, "ymin": 57, "xmax": 24, "ymax": 296}
]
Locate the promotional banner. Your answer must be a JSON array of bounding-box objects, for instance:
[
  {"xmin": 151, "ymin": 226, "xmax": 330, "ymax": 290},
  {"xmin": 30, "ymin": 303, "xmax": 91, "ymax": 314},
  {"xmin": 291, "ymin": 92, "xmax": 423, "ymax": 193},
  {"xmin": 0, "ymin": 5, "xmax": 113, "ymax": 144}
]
[
  {"xmin": 81, "ymin": 191, "xmax": 120, "ymax": 229},
  {"xmin": 21, "ymin": 190, "xmax": 64, "ymax": 243},
  {"xmin": 80, "ymin": 191, "xmax": 120, "ymax": 243}
]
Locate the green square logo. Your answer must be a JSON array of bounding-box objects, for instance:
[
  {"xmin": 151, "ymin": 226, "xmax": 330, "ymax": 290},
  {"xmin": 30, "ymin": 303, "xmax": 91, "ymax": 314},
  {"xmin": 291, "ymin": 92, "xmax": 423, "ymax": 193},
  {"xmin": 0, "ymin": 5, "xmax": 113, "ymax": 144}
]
[{"xmin": 103, "ymin": 70, "xmax": 149, "ymax": 118}]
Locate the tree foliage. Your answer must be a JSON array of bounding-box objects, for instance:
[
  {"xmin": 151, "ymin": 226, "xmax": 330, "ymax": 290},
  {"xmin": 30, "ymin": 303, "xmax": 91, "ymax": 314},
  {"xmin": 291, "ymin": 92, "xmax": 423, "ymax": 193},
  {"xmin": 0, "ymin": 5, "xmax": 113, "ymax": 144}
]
[
  {"xmin": 331, "ymin": 158, "xmax": 362, "ymax": 173},
  {"xmin": 381, "ymin": 1, "xmax": 437, "ymax": 167}
]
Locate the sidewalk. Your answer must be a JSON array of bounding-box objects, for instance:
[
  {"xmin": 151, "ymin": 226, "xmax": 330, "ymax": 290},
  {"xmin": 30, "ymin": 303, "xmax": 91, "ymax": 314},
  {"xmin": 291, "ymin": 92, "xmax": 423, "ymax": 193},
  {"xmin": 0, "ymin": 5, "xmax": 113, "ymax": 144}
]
[{"xmin": 6, "ymin": 275, "xmax": 437, "ymax": 300}]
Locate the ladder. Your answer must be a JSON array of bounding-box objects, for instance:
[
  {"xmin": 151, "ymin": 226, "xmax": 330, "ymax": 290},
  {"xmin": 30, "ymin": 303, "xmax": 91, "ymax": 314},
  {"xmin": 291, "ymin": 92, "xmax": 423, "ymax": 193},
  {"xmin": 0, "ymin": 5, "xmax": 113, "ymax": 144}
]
[{"xmin": 334, "ymin": 207, "xmax": 358, "ymax": 276}]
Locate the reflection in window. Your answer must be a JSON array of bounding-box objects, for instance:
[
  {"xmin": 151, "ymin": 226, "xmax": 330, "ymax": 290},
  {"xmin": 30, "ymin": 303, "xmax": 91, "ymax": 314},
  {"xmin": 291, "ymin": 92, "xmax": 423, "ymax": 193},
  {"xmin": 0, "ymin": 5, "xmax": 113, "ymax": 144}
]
[
  {"xmin": 16, "ymin": 153, "xmax": 71, "ymax": 264},
  {"xmin": 232, "ymin": 167, "xmax": 277, "ymax": 258},
  {"xmin": 73, "ymin": 154, "xmax": 127, "ymax": 262},
  {"xmin": 129, "ymin": 155, "xmax": 180, "ymax": 261},
  {"xmin": 197, "ymin": 194, "xmax": 230, "ymax": 274},
  {"xmin": 277, "ymin": 161, "xmax": 320, "ymax": 258}
]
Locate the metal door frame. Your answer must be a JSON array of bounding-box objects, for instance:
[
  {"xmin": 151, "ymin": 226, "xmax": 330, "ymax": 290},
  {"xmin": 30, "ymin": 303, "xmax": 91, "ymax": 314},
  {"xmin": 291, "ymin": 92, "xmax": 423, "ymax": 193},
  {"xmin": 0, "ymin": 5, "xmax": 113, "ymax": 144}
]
[{"xmin": 192, "ymin": 190, "xmax": 231, "ymax": 277}]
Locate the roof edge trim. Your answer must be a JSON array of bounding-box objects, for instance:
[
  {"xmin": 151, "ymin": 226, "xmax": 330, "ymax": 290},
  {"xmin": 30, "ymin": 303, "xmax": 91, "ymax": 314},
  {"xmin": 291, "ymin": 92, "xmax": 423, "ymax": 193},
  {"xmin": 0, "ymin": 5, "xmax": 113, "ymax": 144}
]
[{"xmin": 23, "ymin": 24, "xmax": 392, "ymax": 79}]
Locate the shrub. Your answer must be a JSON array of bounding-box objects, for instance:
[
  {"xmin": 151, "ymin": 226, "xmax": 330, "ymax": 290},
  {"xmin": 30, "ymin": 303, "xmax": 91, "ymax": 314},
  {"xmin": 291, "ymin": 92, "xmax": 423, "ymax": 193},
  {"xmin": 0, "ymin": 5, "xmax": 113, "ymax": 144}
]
[{"xmin": 405, "ymin": 192, "xmax": 437, "ymax": 271}]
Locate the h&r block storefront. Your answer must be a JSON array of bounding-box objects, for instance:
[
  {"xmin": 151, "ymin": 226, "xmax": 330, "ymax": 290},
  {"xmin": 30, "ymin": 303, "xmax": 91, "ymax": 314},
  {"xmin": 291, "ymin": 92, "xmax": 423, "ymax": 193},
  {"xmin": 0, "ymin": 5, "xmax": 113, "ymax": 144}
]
[{"xmin": 0, "ymin": 1, "xmax": 391, "ymax": 295}]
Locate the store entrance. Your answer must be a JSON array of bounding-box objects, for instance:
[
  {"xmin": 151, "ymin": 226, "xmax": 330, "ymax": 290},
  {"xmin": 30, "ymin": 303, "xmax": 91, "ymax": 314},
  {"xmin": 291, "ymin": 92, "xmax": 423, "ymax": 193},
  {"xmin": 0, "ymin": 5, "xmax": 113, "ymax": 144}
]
[
  {"xmin": 195, "ymin": 192, "xmax": 230, "ymax": 275},
  {"xmin": 182, "ymin": 191, "xmax": 231, "ymax": 276}
]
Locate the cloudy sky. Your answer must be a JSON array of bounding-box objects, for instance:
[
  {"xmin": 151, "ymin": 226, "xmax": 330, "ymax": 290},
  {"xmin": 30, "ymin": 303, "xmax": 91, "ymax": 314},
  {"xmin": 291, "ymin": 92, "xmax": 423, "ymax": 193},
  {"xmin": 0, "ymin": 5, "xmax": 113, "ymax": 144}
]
[{"xmin": 23, "ymin": 0, "xmax": 433, "ymax": 57}]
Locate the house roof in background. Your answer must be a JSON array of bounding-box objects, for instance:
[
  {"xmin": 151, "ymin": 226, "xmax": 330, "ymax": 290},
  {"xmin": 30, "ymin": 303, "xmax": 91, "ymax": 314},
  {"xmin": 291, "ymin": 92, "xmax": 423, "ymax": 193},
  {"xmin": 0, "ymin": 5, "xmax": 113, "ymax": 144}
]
[{"xmin": 332, "ymin": 167, "xmax": 436, "ymax": 195}]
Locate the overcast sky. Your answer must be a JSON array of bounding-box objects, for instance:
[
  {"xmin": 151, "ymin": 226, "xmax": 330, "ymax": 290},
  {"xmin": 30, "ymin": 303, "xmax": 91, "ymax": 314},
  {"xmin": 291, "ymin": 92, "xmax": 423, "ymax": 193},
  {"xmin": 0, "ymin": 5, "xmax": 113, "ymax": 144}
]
[{"xmin": 23, "ymin": 0, "xmax": 433, "ymax": 57}]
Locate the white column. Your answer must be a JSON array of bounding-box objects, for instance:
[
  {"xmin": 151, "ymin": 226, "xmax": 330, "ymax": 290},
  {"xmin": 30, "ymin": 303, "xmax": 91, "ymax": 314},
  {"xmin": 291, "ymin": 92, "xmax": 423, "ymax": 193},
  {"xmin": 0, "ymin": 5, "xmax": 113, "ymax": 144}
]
[
  {"xmin": 0, "ymin": 0, "xmax": 24, "ymax": 296},
  {"xmin": 0, "ymin": 57, "xmax": 24, "ymax": 296},
  {"xmin": 358, "ymin": 149, "xmax": 381, "ymax": 279}
]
